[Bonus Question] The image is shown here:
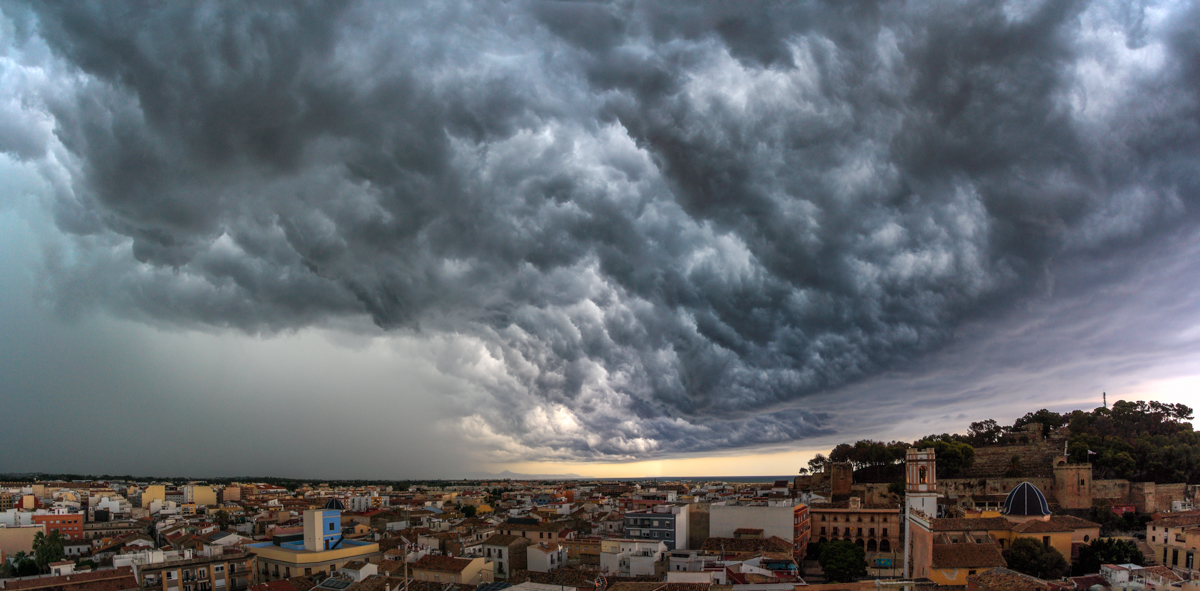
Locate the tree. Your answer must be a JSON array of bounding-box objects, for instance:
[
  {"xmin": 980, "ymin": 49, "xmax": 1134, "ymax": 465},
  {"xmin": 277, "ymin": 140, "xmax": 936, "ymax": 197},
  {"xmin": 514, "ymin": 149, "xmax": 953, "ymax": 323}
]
[
  {"xmin": 808, "ymin": 454, "xmax": 828, "ymax": 474},
  {"xmin": 968, "ymin": 419, "xmax": 1004, "ymax": 446},
  {"xmin": 1013, "ymin": 409, "xmax": 1066, "ymax": 438},
  {"xmin": 1074, "ymin": 538, "xmax": 1144, "ymax": 575},
  {"xmin": 1003, "ymin": 538, "xmax": 1069, "ymax": 580},
  {"xmin": 913, "ymin": 437, "xmax": 975, "ymax": 477},
  {"xmin": 9, "ymin": 551, "xmax": 39, "ymax": 577},
  {"xmin": 1004, "ymin": 455, "xmax": 1024, "ymax": 478},
  {"xmin": 215, "ymin": 510, "xmax": 230, "ymax": 531},
  {"xmin": 33, "ymin": 530, "xmax": 65, "ymax": 573},
  {"xmin": 818, "ymin": 540, "xmax": 868, "ymax": 583},
  {"xmin": 461, "ymin": 504, "xmax": 477, "ymax": 518}
]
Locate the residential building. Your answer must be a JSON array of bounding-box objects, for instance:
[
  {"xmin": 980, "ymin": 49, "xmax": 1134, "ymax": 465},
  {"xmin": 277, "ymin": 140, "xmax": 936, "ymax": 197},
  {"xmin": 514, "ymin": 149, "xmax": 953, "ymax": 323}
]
[
  {"xmin": 143, "ymin": 486, "xmax": 167, "ymax": 509},
  {"xmin": 497, "ymin": 520, "xmax": 572, "ymax": 544},
  {"xmin": 247, "ymin": 501, "xmax": 381, "ymax": 581},
  {"xmin": 32, "ymin": 511, "xmax": 84, "ymax": 540},
  {"xmin": 83, "ymin": 519, "xmax": 144, "ymax": 540},
  {"xmin": 599, "ymin": 539, "xmax": 666, "ymax": 576},
  {"xmin": 0, "ymin": 565, "xmax": 139, "ymax": 591},
  {"xmin": 623, "ymin": 505, "xmax": 690, "ymax": 550},
  {"xmin": 482, "ymin": 533, "xmax": 532, "ymax": 579},
  {"xmin": 128, "ymin": 548, "xmax": 256, "ymax": 591},
  {"xmin": 709, "ymin": 500, "xmax": 809, "ymax": 559},
  {"xmin": 526, "ymin": 542, "xmax": 567, "ymax": 573},
  {"xmin": 410, "ymin": 555, "xmax": 491, "ymax": 585},
  {"xmin": 0, "ymin": 525, "xmax": 43, "ymax": 557},
  {"xmin": 1147, "ymin": 512, "xmax": 1200, "ymax": 569},
  {"xmin": 184, "ymin": 486, "xmax": 218, "ymax": 507}
]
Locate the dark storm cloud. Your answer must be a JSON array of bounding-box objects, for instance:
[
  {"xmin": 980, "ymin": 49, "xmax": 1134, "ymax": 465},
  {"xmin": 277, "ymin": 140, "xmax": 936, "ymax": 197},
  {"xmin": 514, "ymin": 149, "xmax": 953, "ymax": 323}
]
[{"xmin": 2, "ymin": 0, "xmax": 1198, "ymax": 460}]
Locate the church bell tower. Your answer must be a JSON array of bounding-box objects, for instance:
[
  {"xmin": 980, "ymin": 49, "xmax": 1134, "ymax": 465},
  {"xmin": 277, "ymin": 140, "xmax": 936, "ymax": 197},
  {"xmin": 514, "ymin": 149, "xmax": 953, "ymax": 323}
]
[{"xmin": 904, "ymin": 448, "xmax": 939, "ymax": 578}]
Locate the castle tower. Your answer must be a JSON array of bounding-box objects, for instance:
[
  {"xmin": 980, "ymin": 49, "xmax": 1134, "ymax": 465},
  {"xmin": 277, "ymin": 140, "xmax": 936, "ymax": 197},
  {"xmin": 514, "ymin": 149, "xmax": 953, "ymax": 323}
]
[
  {"xmin": 904, "ymin": 448, "xmax": 939, "ymax": 578},
  {"xmin": 1053, "ymin": 456, "xmax": 1093, "ymax": 510},
  {"xmin": 831, "ymin": 462, "xmax": 853, "ymax": 500}
]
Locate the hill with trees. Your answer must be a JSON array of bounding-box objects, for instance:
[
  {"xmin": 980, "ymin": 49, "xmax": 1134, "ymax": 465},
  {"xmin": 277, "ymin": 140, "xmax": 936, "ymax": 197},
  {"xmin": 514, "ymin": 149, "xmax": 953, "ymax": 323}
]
[{"xmin": 808, "ymin": 399, "xmax": 1198, "ymax": 485}]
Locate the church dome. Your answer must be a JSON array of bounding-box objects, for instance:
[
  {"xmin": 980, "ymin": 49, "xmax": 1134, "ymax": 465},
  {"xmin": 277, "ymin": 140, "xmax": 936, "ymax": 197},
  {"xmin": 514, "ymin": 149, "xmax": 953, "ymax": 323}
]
[
  {"xmin": 1003, "ymin": 482, "xmax": 1051, "ymax": 516},
  {"xmin": 324, "ymin": 498, "xmax": 346, "ymax": 511}
]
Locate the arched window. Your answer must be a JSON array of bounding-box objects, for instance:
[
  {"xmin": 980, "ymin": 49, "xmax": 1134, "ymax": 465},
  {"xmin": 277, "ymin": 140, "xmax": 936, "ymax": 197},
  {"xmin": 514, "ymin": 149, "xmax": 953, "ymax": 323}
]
[
  {"xmin": 1084, "ymin": 535, "xmax": 1090, "ymax": 542},
  {"xmin": 879, "ymin": 539, "xmax": 891, "ymax": 552},
  {"xmin": 918, "ymin": 467, "xmax": 927, "ymax": 484},
  {"xmin": 867, "ymin": 539, "xmax": 877, "ymax": 552}
]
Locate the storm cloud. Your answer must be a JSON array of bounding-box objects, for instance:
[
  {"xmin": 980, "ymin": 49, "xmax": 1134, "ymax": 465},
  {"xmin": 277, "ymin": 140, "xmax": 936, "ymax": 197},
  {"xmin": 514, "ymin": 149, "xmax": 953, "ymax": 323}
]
[{"xmin": 1, "ymin": 0, "xmax": 1198, "ymax": 463}]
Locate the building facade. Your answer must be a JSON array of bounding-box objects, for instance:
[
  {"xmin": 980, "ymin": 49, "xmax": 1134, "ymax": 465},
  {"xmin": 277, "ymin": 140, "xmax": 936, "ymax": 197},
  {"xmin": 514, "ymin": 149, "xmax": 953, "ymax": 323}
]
[{"xmin": 623, "ymin": 505, "xmax": 690, "ymax": 550}]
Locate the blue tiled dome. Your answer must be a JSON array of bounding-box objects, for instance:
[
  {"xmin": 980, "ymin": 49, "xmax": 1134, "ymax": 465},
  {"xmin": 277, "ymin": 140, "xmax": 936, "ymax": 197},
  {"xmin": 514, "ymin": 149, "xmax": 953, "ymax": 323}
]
[{"xmin": 1003, "ymin": 482, "xmax": 1051, "ymax": 516}]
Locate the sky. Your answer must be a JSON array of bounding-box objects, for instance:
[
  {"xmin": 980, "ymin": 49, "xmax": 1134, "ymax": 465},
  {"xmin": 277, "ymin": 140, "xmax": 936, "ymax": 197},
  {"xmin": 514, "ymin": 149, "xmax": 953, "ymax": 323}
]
[{"xmin": 1, "ymin": 0, "xmax": 1199, "ymax": 480}]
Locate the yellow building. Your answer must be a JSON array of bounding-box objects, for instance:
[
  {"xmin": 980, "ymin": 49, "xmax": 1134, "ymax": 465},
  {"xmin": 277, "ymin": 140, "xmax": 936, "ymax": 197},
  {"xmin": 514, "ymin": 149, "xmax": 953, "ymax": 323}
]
[
  {"xmin": 142, "ymin": 485, "xmax": 166, "ymax": 508},
  {"xmin": 1147, "ymin": 513, "xmax": 1200, "ymax": 569},
  {"xmin": 186, "ymin": 485, "xmax": 217, "ymax": 507}
]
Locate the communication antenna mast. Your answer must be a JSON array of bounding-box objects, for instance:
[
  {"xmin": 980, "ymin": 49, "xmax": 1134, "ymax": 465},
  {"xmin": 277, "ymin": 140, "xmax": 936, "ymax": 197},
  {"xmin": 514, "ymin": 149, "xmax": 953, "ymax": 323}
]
[{"xmin": 1103, "ymin": 392, "xmax": 1107, "ymax": 409}]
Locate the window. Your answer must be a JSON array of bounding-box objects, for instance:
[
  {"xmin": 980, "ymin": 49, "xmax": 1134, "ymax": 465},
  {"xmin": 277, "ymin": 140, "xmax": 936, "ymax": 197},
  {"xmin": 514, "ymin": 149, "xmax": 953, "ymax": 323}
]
[
  {"xmin": 215, "ymin": 566, "xmax": 224, "ymax": 574},
  {"xmin": 329, "ymin": 523, "xmax": 335, "ymax": 531},
  {"xmin": 918, "ymin": 467, "xmax": 927, "ymax": 484},
  {"xmin": 1043, "ymin": 536, "xmax": 1050, "ymax": 547},
  {"xmin": 882, "ymin": 528, "xmax": 888, "ymax": 537}
]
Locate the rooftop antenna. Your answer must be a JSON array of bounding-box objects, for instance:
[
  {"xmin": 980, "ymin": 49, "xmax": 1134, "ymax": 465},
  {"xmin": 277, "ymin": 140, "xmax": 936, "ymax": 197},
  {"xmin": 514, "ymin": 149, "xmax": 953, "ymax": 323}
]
[{"xmin": 1103, "ymin": 392, "xmax": 1107, "ymax": 409}]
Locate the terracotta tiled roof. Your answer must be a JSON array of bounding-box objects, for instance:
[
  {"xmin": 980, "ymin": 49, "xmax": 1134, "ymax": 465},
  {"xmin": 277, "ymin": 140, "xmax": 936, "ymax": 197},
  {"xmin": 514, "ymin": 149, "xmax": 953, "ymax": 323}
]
[
  {"xmin": 412, "ymin": 555, "xmax": 475, "ymax": 573},
  {"xmin": 1151, "ymin": 513, "xmax": 1200, "ymax": 528},
  {"xmin": 482, "ymin": 533, "xmax": 531, "ymax": 547},
  {"xmin": 286, "ymin": 576, "xmax": 321, "ymax": 591},
  {"xmin": 699, "ymin": 536, "xmax": 792, "ymax": 553},
  {"xmin": 931, "ymin": 517, "xmax": 1013, "ymax": 531},
  {"xmin": 1, "ymin": 566, "xmax": 138, "ymax": 591},
  {"xmin": 1138, "ymin": 565, "xmax": 1183, "ymax": 583},
  {"xmin": 1067, "ymin": 574, "xmax": 1109, "ymax": 589},
  {"xmin": 250, "ymin": 580, "xmax": 300, "ymax": 591},
  {"xmin": 1012, "ymin": 519, "xmax": 1072, "ymax": 533},
  {"xmin": 966, "ymin": 567, "xmax": 1054, "ymax": 590},
  {"xmin": 930, "ymin": 544, "xmax": 1007, "ymax": 569},
  {"xmin": 1046, "ymin": 514, "xmax": 1100, "ymax": 529}
]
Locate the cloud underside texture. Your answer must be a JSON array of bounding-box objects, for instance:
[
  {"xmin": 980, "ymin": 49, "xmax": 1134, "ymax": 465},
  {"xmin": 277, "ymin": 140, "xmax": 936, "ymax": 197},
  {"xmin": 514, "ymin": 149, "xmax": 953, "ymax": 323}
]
[{"xmin": 2, "ymin": 0, "xmax": 1198, "ymax": 461}]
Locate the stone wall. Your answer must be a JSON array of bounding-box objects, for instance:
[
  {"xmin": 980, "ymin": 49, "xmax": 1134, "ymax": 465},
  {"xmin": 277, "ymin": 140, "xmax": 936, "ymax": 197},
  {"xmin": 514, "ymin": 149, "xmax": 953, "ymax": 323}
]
[
  {"xmin": 957, "ymin": 434, "xmax": 1067, "ymax": 479},
  {"xmin": 1092, "ymin": 479, "xmax": 1131, "ymax": 503},
  {"xmin": 940, "ymin": 477, "xmax": 1055, "ymax": 499}
]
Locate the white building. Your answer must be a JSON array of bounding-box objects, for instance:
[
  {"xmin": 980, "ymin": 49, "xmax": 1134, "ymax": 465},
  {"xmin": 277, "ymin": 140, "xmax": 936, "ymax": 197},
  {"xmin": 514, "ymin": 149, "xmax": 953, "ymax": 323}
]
[
  {"xmin": 526, "ymin": 542, "xmax": 566, "ymax": 573},
  {"xmin": 600, "ymin": 539, "xmax": 666, "ymax": 576},
  {"xmin": 709, "ymin": 501, "xmax": 796, "ymax": 542}
]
